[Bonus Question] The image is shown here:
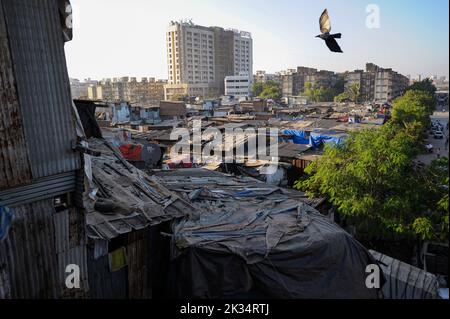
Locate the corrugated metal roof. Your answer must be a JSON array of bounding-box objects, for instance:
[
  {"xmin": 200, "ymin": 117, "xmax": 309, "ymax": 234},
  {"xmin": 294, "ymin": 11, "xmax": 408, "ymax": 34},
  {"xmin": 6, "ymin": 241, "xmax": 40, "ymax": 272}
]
[
  {"xmin": 84, "ymin": 138, "xmax": 192, "ymax": 240},
  {"xmin": 277, "ymin": 143, "xmax": 311, "ymax": 159},
  {"xmin": 370, "ymin": 250, "xmax": 439, "ymax": 299},
  {"xmin": 2, "ymin": 0, "xmax": 81, "ymax": 180},
  {"xmin": 0, "ymin": 1, "xmax": 32, "ymax": 190}
]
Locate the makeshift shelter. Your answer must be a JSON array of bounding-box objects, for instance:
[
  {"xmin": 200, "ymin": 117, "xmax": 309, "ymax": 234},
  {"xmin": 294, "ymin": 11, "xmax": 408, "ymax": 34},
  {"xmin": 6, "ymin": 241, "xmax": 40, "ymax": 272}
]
[
  {"xmin": 155, "ymin": 169, "xmax": 381, "ymax": 299},
  {"xmin": 83, "ymin": 138, "xmax": 192, "ymax": 298}
]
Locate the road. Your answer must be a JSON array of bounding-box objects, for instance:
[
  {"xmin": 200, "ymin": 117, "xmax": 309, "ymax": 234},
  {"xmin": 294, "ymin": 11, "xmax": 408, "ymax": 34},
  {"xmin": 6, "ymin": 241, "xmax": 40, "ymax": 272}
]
[{"xmin": 417, "ymin": 110, "xmax": 449, "ymax": 165}]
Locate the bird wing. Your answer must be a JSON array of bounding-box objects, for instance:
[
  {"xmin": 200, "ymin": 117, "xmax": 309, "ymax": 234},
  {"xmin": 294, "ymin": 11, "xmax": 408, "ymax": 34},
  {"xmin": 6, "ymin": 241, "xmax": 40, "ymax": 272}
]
[
  {"xmin": 320, "ymin": 9, "xmax": 331, "ymax": 33},
  {"xmin": 325, "ymin": 37, "xmax": 343, "ymax": 53}
]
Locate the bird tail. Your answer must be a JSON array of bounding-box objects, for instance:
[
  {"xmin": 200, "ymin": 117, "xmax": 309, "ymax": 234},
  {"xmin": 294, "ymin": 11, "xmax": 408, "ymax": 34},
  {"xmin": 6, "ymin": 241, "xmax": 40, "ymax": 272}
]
[{"xmin": 330, "ymin": 33, "xmax": 342, "ymax": 39}]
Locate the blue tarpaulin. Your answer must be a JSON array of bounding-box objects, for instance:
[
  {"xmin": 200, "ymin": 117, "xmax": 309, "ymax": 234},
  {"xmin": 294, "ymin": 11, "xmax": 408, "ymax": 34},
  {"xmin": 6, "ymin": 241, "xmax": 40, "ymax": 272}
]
[
  {"xmin": 310, "ymin": 131, "xmax": 346, "ymax": 148},
  {"xmin": 283, "ymin": 129, "xmax": 310, "ymax": 144},
  {"xmin": 0, "ymin": 206, "xmax": 14, "ymax": 241}
]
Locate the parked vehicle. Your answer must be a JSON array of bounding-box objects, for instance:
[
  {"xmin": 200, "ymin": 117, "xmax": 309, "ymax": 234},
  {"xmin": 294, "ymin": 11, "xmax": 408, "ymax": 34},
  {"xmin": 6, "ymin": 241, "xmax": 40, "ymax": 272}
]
[{"xmin": 434, "ymin": 131, "xmax": 444, "ymax": 139}]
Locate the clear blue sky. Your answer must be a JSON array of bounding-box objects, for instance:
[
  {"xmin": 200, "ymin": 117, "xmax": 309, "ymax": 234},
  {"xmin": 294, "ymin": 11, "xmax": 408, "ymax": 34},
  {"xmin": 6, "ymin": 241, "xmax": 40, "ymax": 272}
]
[{"xmin": 65, "ymin": 0, "xmax": 449, "ymax": 80}]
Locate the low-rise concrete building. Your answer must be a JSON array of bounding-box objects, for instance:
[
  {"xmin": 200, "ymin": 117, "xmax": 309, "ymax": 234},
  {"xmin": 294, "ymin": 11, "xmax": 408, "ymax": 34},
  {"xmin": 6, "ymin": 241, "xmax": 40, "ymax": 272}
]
[{"xmin": 224, "ymin": 74, "xmax": 252, "ymax": 98}]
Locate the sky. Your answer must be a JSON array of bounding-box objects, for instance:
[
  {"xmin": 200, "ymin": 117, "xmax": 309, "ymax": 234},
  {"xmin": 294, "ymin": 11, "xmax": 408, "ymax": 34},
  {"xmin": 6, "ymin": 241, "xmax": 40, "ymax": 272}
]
[{"xmin": 65, "ymin": 0, "xmax": 449, "ymax": 81}]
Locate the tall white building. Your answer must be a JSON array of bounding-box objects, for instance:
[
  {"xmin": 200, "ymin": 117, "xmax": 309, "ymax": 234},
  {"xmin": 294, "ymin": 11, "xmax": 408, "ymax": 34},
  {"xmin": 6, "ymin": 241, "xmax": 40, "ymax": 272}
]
[
  {"xmin": 233, "ymin": 31, "xmax": 253, "ymax": 78},
  {"xmin": 166, "ymin": 22, "xmax": 215, "ymax": 86},
  {"xmin": 164, "ymin": 21, "xmax": 253, "ymax": 100}
]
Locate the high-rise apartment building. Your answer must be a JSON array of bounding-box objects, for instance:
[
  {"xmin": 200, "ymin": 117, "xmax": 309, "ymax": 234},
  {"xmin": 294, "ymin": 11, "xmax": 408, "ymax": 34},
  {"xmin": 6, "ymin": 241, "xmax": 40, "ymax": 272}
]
[
  {"xmin": 232, "ymin": 29, "xmax": 253, "ymax": 77},
  {"xmin": 164, "ymin": 21, "xmax": 253, "ymax": 100}
]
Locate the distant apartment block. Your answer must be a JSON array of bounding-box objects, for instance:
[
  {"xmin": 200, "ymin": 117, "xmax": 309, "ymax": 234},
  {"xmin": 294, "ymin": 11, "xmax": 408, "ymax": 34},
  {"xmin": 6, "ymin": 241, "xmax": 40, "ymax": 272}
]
[
  {"xmin": 281, "ymin": 67, "xmax": 334, "ymax": 97},
  {"xmin": 346, "ymin": 63, "xmax": 409, "ymax": 102},
  {"xmin": 84, "ymin": 77, "xmax": 167, "ymax": 105},
  {"xmin": 164, "ymin": 20, "xmax": 253, "ymax": 100},
  {"xmin": 254, "ymin": 70, "xmax": 281, "ymax": 84},
  {"xmin": 70, "ymin": 78, "xmax": 98, "ymax": 99}
]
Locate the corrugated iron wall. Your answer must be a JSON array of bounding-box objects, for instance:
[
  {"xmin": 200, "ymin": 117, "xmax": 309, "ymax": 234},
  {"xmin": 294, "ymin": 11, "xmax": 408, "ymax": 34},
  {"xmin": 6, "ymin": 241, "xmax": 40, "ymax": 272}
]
[
  {"xmin": 0, "ymin": 199, "xmax": 89, "ymax": 298},
  {"xmin": 0, "ymin": 1, "xmax": 32, "ymax": 190},
  {"xmin": 1, "ymin": 0, "xmax": 80, "ymax": 181},
  {"xmin": 0, "ymin": 0, "xmax": 89, "ymax": 298}
]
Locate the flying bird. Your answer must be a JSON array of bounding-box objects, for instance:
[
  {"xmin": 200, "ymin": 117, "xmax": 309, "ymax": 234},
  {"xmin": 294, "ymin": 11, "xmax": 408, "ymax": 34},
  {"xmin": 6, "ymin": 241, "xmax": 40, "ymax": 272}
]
[{"xmin": 316, "ymin": 9, "xmax": 343, "ymax": 53}]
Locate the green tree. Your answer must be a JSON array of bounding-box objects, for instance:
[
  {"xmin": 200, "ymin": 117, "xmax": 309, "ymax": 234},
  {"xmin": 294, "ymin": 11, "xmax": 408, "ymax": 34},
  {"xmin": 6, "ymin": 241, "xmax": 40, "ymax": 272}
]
[
  {"xmin": 334, "ymin": 92, "xmax": 350, "ymax": 103},
  {"xmin": 406, "ymin": 78, "xmax": 437, "ymax": 97},
  {"xmin": 303, "ymin": 82, "xmax": 326, "ymax": 102},
  {"xmin": 296, "ymin": 77, "xmax": 449, "ymax": 243},
  {"xmin": 413, "ymin": 157, "xmax": 449, "ymax": 242},
  {"xmin": 346, "ymin": 83, "xmax": 361, "ymax": 103},
  {"xmin": 252, "ymin": 82, "xmax": 264, "ymax": 97},
  {"xmin": 260, "ymin": 85, "xmax": 281, "ymax": 100},
  {"xmin": 304, "ymin": 78, "xmax": 346, "ymax": 103},
  {"xmin": 405, "ymin": 79, "xmax": 437, "ymax": 111},
  {"xmin": 391, "ymin": 90, "xmax": 434, "ymax": 139},
  {"xmin": 252, "ymin": 81, "xmax": 281, "ymax": 100},
  {"xmin": 295, "ymin": 124, "xmax": 426, "ymax": 240}
]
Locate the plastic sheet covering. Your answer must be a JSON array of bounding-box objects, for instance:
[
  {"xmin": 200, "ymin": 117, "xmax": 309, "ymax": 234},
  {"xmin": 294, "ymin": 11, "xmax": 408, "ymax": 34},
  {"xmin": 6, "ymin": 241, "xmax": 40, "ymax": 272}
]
[
  {"xmin": 370, "ymin": 250, "xmax": 440, "ymax": 299},
  {"xmin": 310, "ymin": 131, "xmax": 346, "ymax": 148},
  {"xmin": 160, "ymin": 170, "xmax": 381, "ymax": 299},
  {"xmin": 283, "ymin": 129, "xmax": 310, "ymax": 145}
]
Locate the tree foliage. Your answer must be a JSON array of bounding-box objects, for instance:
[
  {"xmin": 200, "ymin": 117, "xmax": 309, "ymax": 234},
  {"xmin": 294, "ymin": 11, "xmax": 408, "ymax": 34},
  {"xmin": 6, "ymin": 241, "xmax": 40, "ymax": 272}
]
[
  {"xmin": 391, "ymin": 90, "xmax": 434, "ymax": 140},
  {"xmin": 406, "ymin": 78, "xmax": 437, "ymax": 97},
  {"xmin": 295, "ymin": 124, "xmax": 424, "ymax": 240},
  {"xmin": 303, "ymin": 82, "xmax": 343, "ymax": 102},
  {"xmin": 347, "ymin": 83, "xmax": 361, "ymax": 103},
  {"xmin": 296, "ymin": 87, "xmax": 448, "ymax": 242},
  {"xmin": 333, "ymin": 83, "xmax": 360, "ymax": 103},
  {"xmin": 252, "ymin": 80, "xmax": 281, "ymax": 100},
  {"xmin": 334, "ymin": 92, "xmax": 350, "ymax": 103},
  {"xmin": 413, "ymin": 158, "xmax": 449, "ymax": 242},
  {"xmin": 252, "ymin": 82, "xmax": 265, "ymax": 97}
]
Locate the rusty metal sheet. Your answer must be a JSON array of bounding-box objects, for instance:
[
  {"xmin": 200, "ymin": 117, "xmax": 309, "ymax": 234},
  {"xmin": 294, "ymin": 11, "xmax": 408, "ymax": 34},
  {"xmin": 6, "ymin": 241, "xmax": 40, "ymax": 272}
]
[
  {"xmin": 0, "ymin": 199, "xmax": 88, "ymax": 298},
  {"xmin": 0, "ymin": 0, "xmax": 32, "ymax": 190},
  {"xmin": 2, "ymin": 0, "xmax": 81, "ymax": 180}
]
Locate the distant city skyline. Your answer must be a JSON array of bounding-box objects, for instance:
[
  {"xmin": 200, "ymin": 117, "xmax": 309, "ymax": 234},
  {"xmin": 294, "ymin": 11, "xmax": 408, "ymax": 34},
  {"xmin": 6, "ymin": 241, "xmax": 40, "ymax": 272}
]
[
  {"xmin": 69, "ymin": 72, "xmax": 448, "ymax": 83},
  {"xmin": 65, "ymin": 0, "xmax": 449, "ymax": 80}
]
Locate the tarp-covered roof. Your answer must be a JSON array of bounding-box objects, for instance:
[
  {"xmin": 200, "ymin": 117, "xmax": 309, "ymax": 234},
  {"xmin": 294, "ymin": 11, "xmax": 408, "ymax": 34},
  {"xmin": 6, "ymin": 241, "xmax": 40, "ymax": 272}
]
[{"xmin": 155, "ymin": 169, "xmax": 381, "ymax": 299}]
